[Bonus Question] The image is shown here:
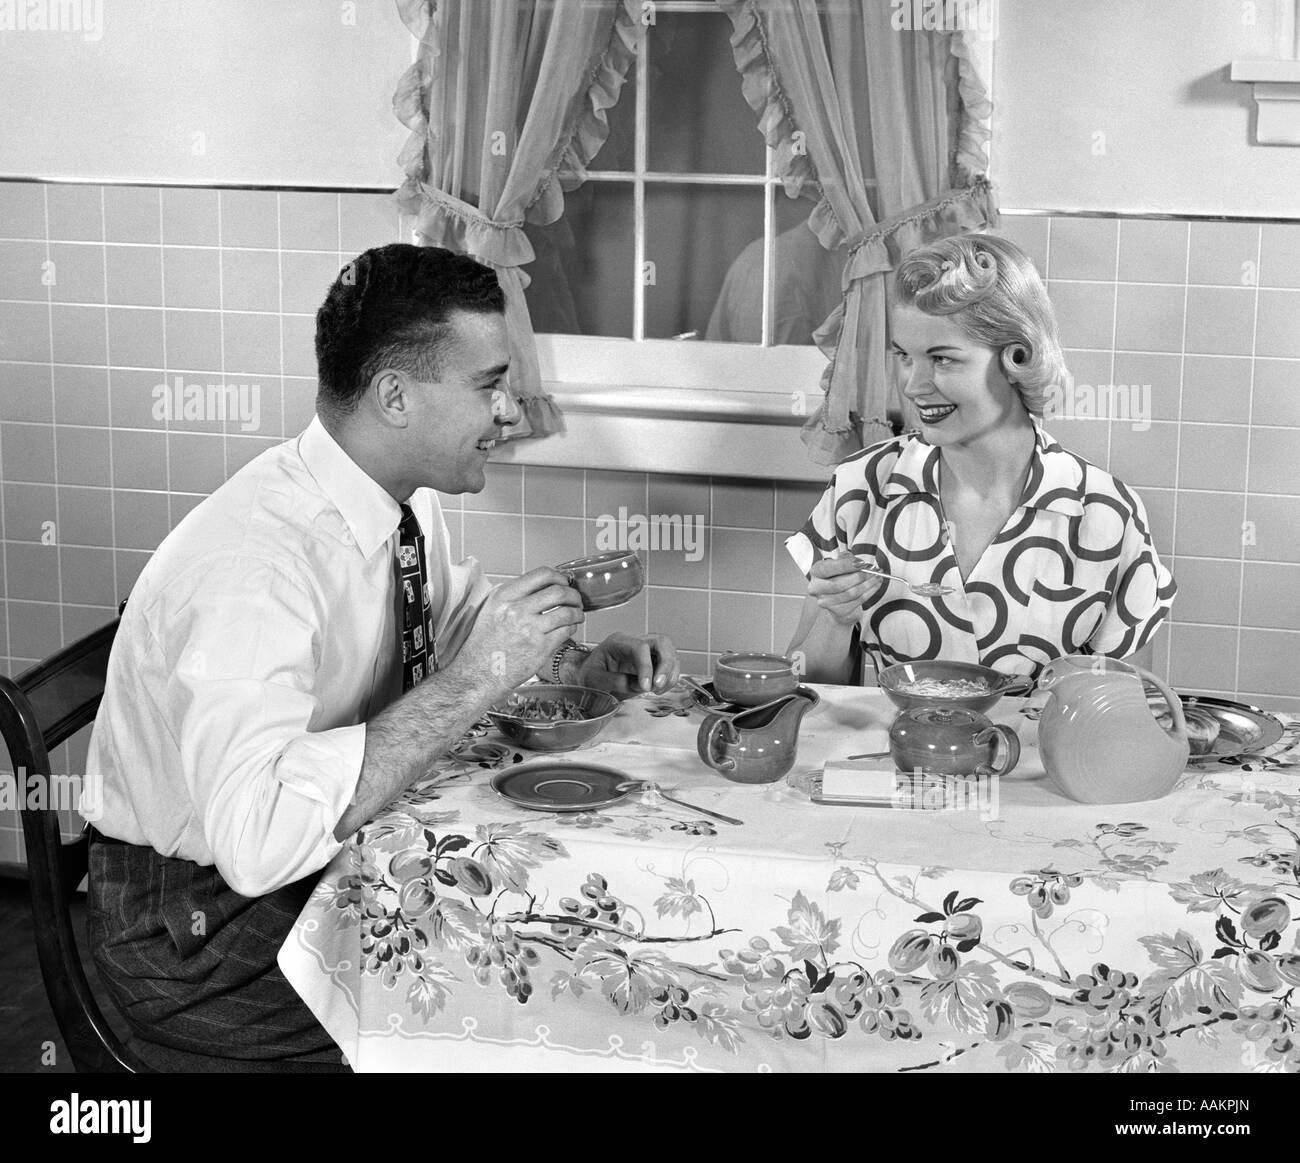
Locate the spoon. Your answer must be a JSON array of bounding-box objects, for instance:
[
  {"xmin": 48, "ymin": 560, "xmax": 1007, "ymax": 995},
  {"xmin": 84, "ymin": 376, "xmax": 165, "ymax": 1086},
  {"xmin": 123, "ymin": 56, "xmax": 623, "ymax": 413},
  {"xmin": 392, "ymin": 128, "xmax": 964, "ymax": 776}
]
[
  {"xmin": 853, "ymin": 556, "xmax": 955, "ymax": 598},
  {"xmin": 679, "ymin": 676, "xmax": 721, "ymax": 707},
  {"xmin": 617, "ymin": 781, "xmax": 743, "ymax": 825}
]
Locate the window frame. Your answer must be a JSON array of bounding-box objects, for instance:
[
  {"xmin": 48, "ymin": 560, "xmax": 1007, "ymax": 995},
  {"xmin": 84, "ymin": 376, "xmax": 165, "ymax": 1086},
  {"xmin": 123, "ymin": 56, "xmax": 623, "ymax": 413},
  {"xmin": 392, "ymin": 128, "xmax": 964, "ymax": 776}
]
[{"xmin": 506, "ymin": 1, "xmax": 864, "ymax": 481}]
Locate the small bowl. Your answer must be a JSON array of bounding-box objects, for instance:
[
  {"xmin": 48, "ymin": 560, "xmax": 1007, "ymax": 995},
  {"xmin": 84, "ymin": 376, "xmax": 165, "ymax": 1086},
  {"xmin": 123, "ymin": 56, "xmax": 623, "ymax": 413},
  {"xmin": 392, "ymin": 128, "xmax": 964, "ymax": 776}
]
[
  {"xmin": 555, "ymin": 550, "xmax": 644, "ymax": 611},
  {"xmin": 713, "ymin": 652, "xmax": 799, "ymax": 707},
  {"xmin": 486, "ymin": 684, "xmax": 620, "ymax": 752},
  {"xmin": 878, "ymin": 660, "xmax": 1032, "ymax": 715}
]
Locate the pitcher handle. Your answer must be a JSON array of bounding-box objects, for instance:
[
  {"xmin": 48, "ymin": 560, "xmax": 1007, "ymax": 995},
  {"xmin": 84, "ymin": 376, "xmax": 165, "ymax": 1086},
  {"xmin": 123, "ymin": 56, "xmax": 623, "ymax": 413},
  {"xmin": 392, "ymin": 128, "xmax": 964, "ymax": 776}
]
[
  {"xmin": 975, "ymin": 724, "xmax": 1021, "ymax": 777},
  {"xmin": 697, "ymin": 716, "xmax": 737, "ymax": 773},
  {"xmin": 1135, "ymin": 665, "xmax": 1188, "ymax": 745}
]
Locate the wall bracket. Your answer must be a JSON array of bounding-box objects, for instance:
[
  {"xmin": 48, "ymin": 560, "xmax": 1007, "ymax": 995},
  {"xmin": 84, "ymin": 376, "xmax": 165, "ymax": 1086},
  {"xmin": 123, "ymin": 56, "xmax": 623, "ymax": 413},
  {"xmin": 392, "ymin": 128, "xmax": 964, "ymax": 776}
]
[{"xmin": 1231, "ymin": 60, "xmax": 1300, "ymax": 145}]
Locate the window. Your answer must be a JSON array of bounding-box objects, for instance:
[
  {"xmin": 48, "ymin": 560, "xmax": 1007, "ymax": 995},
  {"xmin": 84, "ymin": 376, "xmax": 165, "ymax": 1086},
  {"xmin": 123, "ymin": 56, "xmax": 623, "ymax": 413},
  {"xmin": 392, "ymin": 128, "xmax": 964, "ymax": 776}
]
[{"xmin": 520, "ymin": 2, "xmax": 847, "ymax": 407}]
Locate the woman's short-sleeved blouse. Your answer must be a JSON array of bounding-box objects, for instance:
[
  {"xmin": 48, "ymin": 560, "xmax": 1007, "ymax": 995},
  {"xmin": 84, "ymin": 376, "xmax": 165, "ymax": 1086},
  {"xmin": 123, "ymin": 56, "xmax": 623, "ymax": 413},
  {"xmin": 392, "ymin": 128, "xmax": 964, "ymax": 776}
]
[{"xmin": 785, "ymin": 418, "xmax": 1177, "ymax": 679}]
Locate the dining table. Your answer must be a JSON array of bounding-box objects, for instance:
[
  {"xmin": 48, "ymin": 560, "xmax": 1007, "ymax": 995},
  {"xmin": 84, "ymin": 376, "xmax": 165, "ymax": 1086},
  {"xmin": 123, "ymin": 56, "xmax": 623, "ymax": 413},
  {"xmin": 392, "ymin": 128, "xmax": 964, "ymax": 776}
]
[{"xmin": 279, "ymin": 681, "xmax": 1300, "ymax": 1073}]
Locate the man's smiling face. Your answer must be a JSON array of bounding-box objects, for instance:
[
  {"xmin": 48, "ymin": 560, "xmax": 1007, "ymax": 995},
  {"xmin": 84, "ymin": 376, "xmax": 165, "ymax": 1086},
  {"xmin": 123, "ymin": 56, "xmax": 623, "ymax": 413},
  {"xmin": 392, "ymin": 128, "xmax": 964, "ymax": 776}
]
[{"xmin": 404, "ymin": 309, "xmax": 516, "ymax": 495}]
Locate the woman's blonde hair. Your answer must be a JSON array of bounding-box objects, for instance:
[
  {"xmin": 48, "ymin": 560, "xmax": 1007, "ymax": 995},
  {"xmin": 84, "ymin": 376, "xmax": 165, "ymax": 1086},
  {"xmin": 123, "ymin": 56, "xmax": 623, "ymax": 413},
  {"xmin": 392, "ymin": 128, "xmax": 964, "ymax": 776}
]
[{"xmin": 892, "ymin": 234, "xmax": 1066, "ymax": 416}]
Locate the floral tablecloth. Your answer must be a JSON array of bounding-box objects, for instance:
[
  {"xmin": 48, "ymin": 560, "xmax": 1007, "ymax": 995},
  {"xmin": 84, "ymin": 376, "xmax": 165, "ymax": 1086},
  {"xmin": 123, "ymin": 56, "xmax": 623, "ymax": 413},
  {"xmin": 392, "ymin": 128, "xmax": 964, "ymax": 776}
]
[{"xmin": 279, "ymin": 684, "xmax": 1300, "ymax": 1073}]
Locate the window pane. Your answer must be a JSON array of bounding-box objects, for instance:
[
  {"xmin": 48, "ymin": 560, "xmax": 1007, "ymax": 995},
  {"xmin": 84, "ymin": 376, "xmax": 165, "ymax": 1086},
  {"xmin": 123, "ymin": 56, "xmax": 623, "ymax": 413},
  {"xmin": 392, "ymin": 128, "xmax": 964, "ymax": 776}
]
[
  {"xmin": 523, "ymin": 181, "xmax": 634, "ymax": 339},
  {"xmin": 646, "ymin": 11, "xmax": 764, "ymax": 175},
  {"xmin": 645, "ymin": 184, "xmax": 764, "ymax": 341},
  {"xmin": 681, "ymin": 190, "xmax": 846, "ymax": 347}
]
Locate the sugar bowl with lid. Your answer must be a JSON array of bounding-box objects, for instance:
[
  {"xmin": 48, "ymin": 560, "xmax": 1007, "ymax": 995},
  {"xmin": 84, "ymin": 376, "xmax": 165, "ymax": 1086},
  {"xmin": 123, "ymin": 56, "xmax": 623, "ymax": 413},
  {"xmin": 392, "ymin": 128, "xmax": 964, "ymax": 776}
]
[{"xmin": 888, "ymin": 705, "xmax": 1021, "ymax": 778}]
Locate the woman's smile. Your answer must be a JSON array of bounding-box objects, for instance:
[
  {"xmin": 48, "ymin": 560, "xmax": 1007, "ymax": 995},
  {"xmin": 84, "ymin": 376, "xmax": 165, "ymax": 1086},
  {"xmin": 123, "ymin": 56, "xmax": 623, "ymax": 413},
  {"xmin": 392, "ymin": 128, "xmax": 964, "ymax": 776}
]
[{"xmin": 917, "ymin": 403, "xmax": 957, "ymax": 424}]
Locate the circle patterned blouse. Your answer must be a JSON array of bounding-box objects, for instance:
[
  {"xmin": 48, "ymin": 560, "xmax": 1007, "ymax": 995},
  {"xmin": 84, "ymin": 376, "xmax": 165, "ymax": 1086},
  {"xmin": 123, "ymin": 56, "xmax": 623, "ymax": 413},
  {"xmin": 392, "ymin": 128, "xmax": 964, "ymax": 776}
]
[{"xmin": 785, "ymin": 419, "xmax": 1178, "ymax": 680}]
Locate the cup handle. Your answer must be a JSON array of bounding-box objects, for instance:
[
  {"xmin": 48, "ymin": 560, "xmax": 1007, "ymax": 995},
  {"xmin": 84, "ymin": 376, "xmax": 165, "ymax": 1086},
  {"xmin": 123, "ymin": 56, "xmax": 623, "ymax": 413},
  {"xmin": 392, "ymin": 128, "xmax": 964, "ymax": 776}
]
[
  {"xmin": 976, "ymin": 724, "xmax": 1021, "ymax": 777},
  {"xmin": 697, "ymin": 716, "xmax": 737, "ymax": 773}
]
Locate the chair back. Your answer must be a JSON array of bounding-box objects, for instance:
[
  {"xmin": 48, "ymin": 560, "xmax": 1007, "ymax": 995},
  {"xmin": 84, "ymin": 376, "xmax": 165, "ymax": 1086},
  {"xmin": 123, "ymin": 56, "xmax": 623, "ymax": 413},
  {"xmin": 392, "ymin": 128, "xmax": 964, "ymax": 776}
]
[{"xmin": 0, "ymin": 616, "xmax": 146, "ymax": 1072}]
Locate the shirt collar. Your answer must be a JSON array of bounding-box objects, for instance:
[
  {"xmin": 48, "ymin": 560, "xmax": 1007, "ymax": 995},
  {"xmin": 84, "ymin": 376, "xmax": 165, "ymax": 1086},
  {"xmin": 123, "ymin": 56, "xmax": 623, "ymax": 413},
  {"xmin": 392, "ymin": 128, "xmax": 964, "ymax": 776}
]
[
  {"xmin": 298, "ymin": 415, "xmax": 403, "ymax": 558},
  {"xmin": 883, "ymin": 415, "xmax": 1086, "ymax": 518}
]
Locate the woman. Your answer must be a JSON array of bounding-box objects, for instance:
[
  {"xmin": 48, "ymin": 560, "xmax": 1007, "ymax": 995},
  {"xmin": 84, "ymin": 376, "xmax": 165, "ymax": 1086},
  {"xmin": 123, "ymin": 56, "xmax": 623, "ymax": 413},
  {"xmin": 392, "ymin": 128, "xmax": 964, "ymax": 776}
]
[{"xmin": 786, "ymin": 234, "xmax": 1176, "ymax": 684}]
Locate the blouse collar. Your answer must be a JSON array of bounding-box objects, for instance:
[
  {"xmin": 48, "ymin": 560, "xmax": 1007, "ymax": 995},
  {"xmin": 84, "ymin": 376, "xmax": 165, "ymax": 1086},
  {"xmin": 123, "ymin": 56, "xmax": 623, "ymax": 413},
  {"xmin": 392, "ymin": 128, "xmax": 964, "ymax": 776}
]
[{"xmin": 883, "ymin": 414, "xmax": 1087, "ymax": 518}]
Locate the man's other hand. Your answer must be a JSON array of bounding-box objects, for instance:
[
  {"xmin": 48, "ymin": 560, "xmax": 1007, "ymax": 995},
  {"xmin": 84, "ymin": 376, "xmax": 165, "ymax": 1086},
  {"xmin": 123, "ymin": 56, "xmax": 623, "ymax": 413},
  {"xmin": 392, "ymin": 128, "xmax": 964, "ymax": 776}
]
[{"xmin": 574, "ymin": 632, "xmax": 680, "ymax": 698}]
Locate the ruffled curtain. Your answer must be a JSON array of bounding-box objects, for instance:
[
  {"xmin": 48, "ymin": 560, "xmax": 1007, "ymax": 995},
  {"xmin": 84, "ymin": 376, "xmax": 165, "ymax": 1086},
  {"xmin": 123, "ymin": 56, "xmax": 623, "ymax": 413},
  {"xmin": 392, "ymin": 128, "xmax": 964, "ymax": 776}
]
[
  {"xmin": 717, "ymin": 0, "xmax": 997, "ymax": 463},
  {"xmin": 393, "ymin": 0, "xmax": 639, "ymax": 440}
]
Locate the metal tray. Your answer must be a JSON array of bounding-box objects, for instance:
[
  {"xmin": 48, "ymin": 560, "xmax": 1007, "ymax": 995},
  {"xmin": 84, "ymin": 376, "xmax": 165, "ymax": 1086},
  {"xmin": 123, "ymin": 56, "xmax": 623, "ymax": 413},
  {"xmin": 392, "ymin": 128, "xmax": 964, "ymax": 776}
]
[{"xmin": 1145, "ymin": 690, "xmax": 1284, "ymax": 757}]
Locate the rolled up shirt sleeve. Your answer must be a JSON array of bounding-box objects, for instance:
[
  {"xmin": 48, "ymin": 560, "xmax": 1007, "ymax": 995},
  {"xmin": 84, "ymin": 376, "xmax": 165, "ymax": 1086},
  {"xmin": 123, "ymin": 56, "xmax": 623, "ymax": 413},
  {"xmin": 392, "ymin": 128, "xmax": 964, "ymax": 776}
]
[
  {"xmin": 160, "ymin": 557, "xmax": 365, "ymax": 898},
  {"xmin": 785, "ymin": 477, "xmax": 843, "ymax": 579},
  {"xmin": 1085, "ymin": 491, "xmax": 1178, "ymax": 659}
]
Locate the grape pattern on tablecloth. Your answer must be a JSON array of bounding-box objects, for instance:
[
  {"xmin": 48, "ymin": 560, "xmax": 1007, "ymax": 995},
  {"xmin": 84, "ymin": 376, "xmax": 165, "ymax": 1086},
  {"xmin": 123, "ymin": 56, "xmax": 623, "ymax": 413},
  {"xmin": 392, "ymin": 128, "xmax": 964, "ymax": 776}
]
[{"xmin": 317, "ymin": 721, "xmax": 1300, "ymax": 1073}]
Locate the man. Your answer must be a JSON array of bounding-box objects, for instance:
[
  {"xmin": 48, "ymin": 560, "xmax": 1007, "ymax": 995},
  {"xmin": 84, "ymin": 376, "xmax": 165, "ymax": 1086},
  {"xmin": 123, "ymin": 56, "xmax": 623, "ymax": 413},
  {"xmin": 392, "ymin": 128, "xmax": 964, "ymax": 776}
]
[
  {"xmin": 83, "ymin": 244, "xmax": 678, "ymax": 1070},
  {"xmin": 706, "ymin": 220, "xmax": 844, "ymax": 346}
]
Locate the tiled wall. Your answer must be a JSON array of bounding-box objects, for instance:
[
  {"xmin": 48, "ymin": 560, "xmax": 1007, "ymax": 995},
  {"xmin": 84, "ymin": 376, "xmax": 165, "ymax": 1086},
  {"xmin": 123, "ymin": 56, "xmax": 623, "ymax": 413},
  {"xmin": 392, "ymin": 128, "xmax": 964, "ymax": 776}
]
[
  {"xmin": 1, "ymin": 182, "xmax": 1298, "ymax": 866},
  {"xmin": 993, "ymin": 212, "xmax": 1300, "ymax": 716}
]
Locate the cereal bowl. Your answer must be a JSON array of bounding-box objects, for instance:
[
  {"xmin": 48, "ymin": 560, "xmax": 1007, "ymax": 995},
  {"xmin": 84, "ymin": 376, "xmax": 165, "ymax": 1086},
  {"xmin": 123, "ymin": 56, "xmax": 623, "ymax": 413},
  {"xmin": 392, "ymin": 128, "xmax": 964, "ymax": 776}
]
[
  {"xmin": 877, "ymin": 660, "xmax": 1032, "ymax": 715},
  {"xmin": 486, "ymin": 684, "xmax": 620, "ymax": 751}
]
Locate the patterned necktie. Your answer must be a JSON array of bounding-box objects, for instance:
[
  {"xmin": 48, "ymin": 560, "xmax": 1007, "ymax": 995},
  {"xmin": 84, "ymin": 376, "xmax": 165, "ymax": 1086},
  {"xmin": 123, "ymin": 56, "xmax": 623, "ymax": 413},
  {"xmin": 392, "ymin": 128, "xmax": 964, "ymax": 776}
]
[{"xmin": 397, "ymin": 503, "xmax": 435, "ymax": 690}]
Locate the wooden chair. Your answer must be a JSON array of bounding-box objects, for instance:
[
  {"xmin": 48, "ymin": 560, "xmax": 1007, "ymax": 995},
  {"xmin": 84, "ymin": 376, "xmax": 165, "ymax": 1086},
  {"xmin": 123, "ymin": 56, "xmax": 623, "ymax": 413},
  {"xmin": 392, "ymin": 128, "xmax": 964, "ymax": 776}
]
[
  {"xmin": 3, "ymin": 609, "xmax": 350, "ymax": 1074},
  {"xmin": 0, "ymin": 612, "xmax": 148, "ymax": 1072}
]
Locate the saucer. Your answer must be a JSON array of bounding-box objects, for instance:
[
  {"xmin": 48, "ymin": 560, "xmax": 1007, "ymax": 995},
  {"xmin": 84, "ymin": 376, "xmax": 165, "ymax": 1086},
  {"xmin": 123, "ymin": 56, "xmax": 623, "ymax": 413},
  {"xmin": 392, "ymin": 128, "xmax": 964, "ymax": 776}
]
[{"xmin": 490, "ymin": 762, "xmax": 633, "ymax": 813}]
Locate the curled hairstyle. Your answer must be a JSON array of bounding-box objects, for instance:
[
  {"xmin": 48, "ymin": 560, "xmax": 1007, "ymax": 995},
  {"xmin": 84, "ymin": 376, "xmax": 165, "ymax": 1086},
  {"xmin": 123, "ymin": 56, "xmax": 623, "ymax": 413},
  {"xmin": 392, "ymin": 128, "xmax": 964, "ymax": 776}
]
[
  {"xmin": 892, "ymin": 234, "xmax": 1066, "ymax": 415},
  {"xmin": 315, "ymin": 243, "xmax": 505, "ymax": 416}
]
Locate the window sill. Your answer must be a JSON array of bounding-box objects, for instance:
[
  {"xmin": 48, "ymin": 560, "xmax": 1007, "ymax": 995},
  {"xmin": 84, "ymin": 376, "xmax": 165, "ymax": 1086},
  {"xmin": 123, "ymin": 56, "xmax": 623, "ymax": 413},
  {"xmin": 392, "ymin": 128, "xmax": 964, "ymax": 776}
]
[
  {"xmin": 495, "ymin": 381, "xmax": 831, "ymax": 483},
  {"xmin": 492, "ymin": 335, "xmax": 834, "ymax": 482}
]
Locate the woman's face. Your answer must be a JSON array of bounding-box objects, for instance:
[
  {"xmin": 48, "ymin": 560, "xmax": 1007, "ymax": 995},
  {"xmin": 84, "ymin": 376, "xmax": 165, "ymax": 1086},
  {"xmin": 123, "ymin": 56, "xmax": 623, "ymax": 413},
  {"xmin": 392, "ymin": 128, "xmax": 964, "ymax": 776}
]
[{"xmin": 889, "ymin": 303, "xmax": 1025, "ymax": 447}]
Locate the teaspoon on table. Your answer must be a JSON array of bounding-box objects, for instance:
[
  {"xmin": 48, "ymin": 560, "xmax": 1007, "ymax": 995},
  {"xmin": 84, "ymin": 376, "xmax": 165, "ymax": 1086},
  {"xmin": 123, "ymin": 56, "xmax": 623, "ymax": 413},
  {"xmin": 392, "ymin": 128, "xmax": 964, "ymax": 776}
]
[
  {"xmin": 853, "ymin": 556, "xmax": 955, "ymax": 598},
  {"xmin": 617, "ymin": 781, "xmax": 743, "ymax": 826}
]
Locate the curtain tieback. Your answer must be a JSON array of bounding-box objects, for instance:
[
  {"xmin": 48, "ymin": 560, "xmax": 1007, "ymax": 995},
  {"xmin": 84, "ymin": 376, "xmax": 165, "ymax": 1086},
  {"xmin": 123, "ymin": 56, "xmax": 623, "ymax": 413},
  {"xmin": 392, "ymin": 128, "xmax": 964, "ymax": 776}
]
[
  {"xmin": 839, "ymin": 179, "xmax": 998, "ymax": 283},
  {"xmin": 404, "ymin": 182, "xmax": 536, "ymax": 272}
]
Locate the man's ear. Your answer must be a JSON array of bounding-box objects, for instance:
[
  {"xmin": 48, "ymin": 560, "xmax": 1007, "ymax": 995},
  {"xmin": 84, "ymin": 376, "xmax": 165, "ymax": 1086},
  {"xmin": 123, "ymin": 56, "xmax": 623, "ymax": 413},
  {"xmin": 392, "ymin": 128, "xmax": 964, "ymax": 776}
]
[{"xmin": 371, "ymin": 370, "xmax": 408, "ymax": 427}]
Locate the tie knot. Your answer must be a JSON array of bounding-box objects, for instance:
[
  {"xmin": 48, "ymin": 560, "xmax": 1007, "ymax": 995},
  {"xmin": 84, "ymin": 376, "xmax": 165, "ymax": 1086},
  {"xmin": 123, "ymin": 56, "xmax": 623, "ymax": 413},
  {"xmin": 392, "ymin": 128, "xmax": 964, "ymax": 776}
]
[{"xmin": 398, "ymin": 503, "xmax": 420, "ymax": 537}]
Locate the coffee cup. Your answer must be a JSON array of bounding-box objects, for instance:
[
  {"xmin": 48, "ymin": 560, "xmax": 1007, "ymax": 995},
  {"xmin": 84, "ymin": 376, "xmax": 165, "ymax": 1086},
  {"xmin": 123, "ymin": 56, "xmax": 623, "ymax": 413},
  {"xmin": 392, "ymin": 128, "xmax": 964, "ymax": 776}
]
[{"xmin": 555, "ymin": 550, "xmax": 644, "ymax": 611}]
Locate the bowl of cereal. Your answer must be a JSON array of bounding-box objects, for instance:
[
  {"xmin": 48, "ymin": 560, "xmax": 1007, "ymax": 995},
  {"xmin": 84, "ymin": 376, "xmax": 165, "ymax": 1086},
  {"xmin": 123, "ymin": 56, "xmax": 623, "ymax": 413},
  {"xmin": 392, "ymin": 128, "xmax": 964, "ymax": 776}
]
[
  {"xmin": 877, "ymin": 660, "xmax": 1032, "ymax": 715},
  {"xmin": 486, "ymin": 684, "xmax": 620, "ymax": 751}
]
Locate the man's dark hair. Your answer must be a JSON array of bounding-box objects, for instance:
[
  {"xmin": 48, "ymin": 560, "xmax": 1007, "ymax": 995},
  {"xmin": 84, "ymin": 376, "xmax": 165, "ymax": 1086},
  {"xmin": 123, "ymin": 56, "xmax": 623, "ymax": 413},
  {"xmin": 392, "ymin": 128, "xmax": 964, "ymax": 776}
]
[{"xmin": 314, "ymin": 243, "xmax": 505, "ymax": 416}]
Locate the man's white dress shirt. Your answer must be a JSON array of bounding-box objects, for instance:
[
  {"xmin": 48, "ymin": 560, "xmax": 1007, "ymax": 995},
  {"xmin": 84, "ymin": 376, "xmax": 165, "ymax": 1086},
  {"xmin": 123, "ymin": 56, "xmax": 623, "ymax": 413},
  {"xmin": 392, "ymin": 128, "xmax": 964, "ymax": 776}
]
[{"xmin": 84, "ymin": 417, "xmax": 489, "ymax": 897}]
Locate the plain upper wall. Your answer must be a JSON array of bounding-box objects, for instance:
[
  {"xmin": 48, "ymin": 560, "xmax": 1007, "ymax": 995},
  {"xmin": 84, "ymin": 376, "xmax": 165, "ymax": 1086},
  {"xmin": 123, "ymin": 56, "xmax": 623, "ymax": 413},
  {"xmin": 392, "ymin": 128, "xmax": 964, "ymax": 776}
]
[
  {"xmin": 992, "ymin": 0, "xmax": 1298, "ymax": 217},
  {"xmin": 1, "ymin": 0, "xmax": 1293, "ymax": 210},
  {"xmin": 0, "ymin": 0, "xmax": 410, "ymax": 187}
]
